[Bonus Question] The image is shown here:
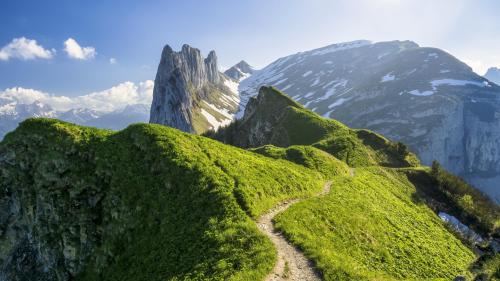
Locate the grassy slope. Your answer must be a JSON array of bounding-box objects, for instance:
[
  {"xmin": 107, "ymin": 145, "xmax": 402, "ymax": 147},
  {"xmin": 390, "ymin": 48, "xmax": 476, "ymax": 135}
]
[
  {"xmin": 274, "ymin": 167, "xmax": 476, "ymax": 280},
  {"xmin": 211, "ymin": 86, "xmax": 420, "ymax": 168},
  {"xmin": 211, "ymin": 86, "xmax": 493, "ymax": 280},
  {"xmin": 0, "ymin": 118, "xmax": 325, "ymax": 281}
]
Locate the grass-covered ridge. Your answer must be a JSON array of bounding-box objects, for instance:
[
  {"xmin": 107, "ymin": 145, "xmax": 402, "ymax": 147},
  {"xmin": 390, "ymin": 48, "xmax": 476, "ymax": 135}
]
[
  {"xmin": 274, "ymin": 167, "xmax": 476, "ymax": 280},
  {"xmin": 0, "ymin": 118, "xmax": 326, "ymax": 280},
  {"xmin": 208, "ymin": 86, "xmax": 420, "ymax": 168}
]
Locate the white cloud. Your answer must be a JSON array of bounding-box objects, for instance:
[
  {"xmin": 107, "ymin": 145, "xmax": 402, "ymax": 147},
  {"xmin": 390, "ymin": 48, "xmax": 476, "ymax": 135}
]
[
  {"xmin": 63, "ymin": 38, "xmax": 96, "ymax": 60},
  {"xmin": 0, "ymin": 37, "xmax": 55, "ymax": 61},
  {"xmin": 0, "ymin": 80, "xmax": 154, "ymax": 112},
  {"xmin": 109, "ymin": 57, "xmax": 117, "ymax": 64},
  {"xmin": 459, "ymin": 57, "xmax": 500, "ymax": 76}
]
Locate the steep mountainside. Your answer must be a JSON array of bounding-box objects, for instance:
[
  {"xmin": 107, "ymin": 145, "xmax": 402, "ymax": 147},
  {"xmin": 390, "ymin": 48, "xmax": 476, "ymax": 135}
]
[
  {"xmin": 237, "ymin": 40, "xmax": 500, "ymax": 203},
  {"xmin": 149, "ymin": 44, "xmax": 239, "ymax": 134},
  {"xmin": 485, "ymin": 67, "xmax": 500, "ymax": 85}
]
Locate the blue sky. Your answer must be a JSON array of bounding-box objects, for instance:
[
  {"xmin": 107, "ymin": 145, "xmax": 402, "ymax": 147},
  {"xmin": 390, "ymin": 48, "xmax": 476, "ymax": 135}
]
[{"xmin": 1, "ymin": 0, "xmax": 500, "ymax": 96}]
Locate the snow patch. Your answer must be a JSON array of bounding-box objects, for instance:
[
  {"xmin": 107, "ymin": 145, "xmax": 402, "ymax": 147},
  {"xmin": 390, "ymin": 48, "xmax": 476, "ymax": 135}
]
[
  {"xmin": 405, "ymin": 79, "xmax": 487, "ymax": 97},
  {"xmin": 200, "ymin": 108, "xmax": 232, "ymax": 131},
  {"xmin": 310, "ymin": 40, "xmax": 372, "ymax": 56},
  {"xmin": 274, "ymin": 78, "xmax": 288, "ymax": 86},
  {"xmin": 302, "ymin": 70, "xmax": 313, "ymax": 77},
  {"xmin": 439, "ymin": 212, "xmax": 483, "ymax": 244},
  {"xmin": 305, "ymin": 91, "xmax": 316, "ymax": 98},
  {"xmin": 223, "ymin": 77, "xmax": 239, "ymax": 95},
  {"xmin": 311, "ymin": 77, "xmax": 321, "ymax": 87},
  {"xmin": 317, "ymin": 79, "xmax": 348, "ymax": 100},
  {"xmin": 431, "ymin": 79, "xmax": 487, "ymax": 88},
  {"xmin": 328, "ymin": 97, "xmax": 351, "ymax": 109},
  {"xmin": 407, "ymin": 90, "xmax": 435, "ymax": 96},
  {"xmin": 381, "ymin": 72, "xmax": 395, "ymax": 82}
]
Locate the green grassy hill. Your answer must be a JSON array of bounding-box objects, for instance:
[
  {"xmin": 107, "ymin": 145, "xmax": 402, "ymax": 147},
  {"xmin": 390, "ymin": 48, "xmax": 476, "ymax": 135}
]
[
  {"xmin": 208, "ymin": 86, "xmax": 420, "ymax": 167},
  {"xmin": 0, "ymin": 86, "xmax": 498, "ymax": 280},
  {"xmin": 274, "ymin": 167, "xmax": 476, "ymax": 280},
  {"xmin": 0, "ymin": 118, "xmax": 328, "ymax": 281}
]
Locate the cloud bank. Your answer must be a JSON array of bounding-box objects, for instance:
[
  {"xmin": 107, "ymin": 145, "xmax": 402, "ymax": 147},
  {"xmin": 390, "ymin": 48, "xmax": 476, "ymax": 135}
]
[
  {"xmin": 0, "ymin": 37, "xmax": 55, "ymax": 61},
  {"xmin": 0, "ymin": 80, "xmax": 154, "ymax": 113},
  {"xmin": 63, "ymin": 38, "xmax": 96, "ymax": 60}
]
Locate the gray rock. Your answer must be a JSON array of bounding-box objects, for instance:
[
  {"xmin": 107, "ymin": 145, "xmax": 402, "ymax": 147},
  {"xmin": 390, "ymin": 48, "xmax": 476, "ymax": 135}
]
[
  {"xmin": 224, "ymin": 60, "xmax": 254, "ymax": 81},
  {"xmin": 149, "ymin": 44, "xmax": 239, "ymax": 133}
]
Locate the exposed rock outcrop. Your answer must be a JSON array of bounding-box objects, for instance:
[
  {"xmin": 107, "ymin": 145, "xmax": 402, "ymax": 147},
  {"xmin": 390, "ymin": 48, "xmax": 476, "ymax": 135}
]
[
  {"xmin": 149, "ymin": 44, "xmax": 239, "ymax": 133},
  {"xmin": 224, "ymin": 60, "xmax": 254, "ymax": 81}
]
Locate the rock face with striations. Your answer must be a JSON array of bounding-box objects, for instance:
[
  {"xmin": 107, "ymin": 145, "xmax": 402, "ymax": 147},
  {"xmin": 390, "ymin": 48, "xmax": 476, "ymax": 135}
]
[{"xmin": 149, "ymin": 44, "xmax": 239, "ymax": 134}]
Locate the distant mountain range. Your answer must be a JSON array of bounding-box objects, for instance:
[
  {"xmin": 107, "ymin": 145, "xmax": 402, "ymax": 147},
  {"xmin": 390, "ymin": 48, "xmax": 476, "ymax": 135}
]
[
  {"xmin": 0, "ymin": 81, "xmax": 153, "ymax": 139},
  {"xmin": 0, "ymin": 100, "xmax": 150, "ymax": 139}
]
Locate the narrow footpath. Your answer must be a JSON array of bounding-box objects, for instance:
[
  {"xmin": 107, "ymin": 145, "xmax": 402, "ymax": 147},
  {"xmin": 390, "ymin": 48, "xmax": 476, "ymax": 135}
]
[{"xmin": 256, "ymin": 181, "xmax": 333, "ymax": 281}]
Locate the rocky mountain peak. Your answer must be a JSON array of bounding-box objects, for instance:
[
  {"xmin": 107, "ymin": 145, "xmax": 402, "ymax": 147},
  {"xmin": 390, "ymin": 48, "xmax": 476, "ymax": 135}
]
[
  {"xmin": 150, "ymin": 43, "xmax": 239, "ymax": 133},
  {"xmin": 485, "ymin": 67, "xmax": 500, "ymax": 85},
  {"xmin": 234, "ymin": 60, "xmax": 254, "ymax": 73},
  {"xmin": 205, "ymin": 50, "xmax": 219, "ymax": 84},
  {"xmin": 224, "ymin": 60, "xmax": 255, "ymax": 81}
]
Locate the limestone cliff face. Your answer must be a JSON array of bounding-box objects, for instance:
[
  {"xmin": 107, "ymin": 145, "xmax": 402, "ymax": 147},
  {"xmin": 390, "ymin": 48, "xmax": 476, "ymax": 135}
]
[{"xmin": 149, "ymin": 44, "xmax": 239, "ymax": 133}]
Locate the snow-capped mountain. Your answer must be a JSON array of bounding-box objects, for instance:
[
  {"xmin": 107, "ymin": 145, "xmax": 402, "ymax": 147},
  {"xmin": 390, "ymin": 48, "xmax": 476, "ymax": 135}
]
[
  {"xmin": 84, "ymin": 104, "xmax": 150, "ymax": 130},
  {"xmin": 236, "ymin": 40, "xmax": 500, "ymax": 203},
  {"xmin": 223, "ymin": 60, "xmax": 255, "ymax": 81},
  {"xmin": 0, "ymin": 101, "xmax": 150, "ymax": 140},
  {"xmin": 485, "ymin": 67, "xmax": 500, "ymax": 85},
  {"xmin": 0, "ymin": 101, "xmax": 57, "ymax": 139},
  {"xmin": 0, "ymin": 81, "xmax": 154, "ymax": 140}
]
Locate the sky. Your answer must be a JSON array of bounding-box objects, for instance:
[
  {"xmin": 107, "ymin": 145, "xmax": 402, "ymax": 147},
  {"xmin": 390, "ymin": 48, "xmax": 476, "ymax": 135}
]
[{"xmin": 1, "ymin": 0, "xmax": 500, "ymax": 97}]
